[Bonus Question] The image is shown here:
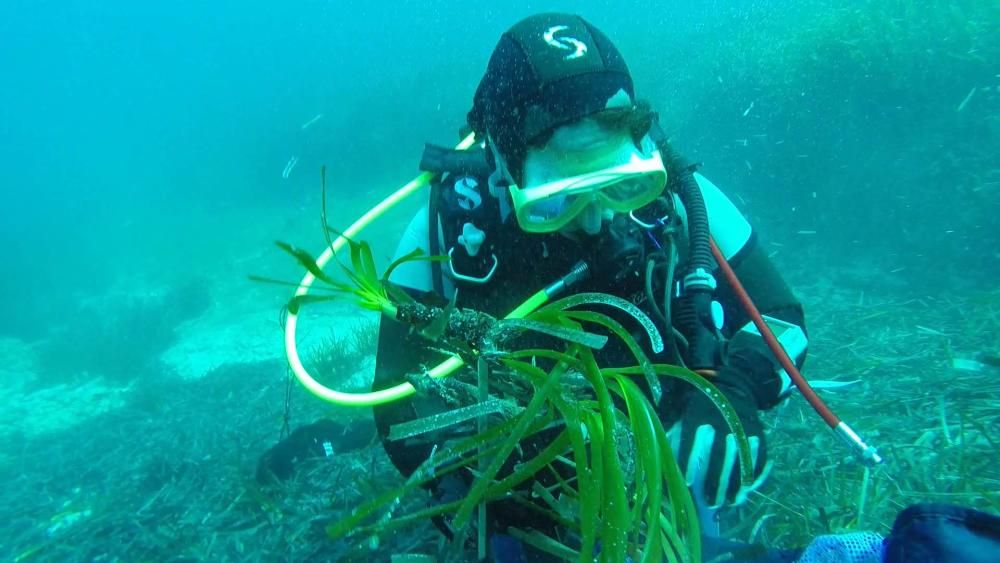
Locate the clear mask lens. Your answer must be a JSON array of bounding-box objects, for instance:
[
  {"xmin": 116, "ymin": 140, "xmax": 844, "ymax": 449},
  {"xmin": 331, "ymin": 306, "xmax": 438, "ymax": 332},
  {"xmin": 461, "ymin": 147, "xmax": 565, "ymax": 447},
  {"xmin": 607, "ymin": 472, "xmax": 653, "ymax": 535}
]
[
  {"xmin": 512, "ymin": 129, "xmax": 667, "ymax": 233},
  {"xmin": 527, "ymin": 194, "xmax": 572, "ymax": 221},
  {"xmin": 602, "ymin": 176, "xmax": 645, "ymax": 200}
]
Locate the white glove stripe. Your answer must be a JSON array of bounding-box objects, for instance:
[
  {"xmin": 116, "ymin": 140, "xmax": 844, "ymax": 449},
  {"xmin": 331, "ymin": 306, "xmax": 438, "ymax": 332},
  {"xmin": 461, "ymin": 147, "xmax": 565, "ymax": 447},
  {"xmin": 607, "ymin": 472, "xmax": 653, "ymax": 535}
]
[
  {"xmin": 669, "ymin": 422, "xmax": 773, "ymax": 510},
  {"xmin": 712, "ymin": 433, "xmax": 739, "ymax": 508},
  {"xmin": 729, "ymin": 436, "xmax": 765, "ymax": 507},
  {"xmin": 710, "ymin": 434, "xmax": 764, "ymax": 509},
  {"xmin": 748, "ymin": 435, "xmax": 761, "ymax": 469},
  {"xmin": 666, "ymin": 421, "xmax": 682, "ymax": 460},
  {"xmin": 686, "ymin": 424, "xmax": 716, "ymax": 491},
  {"xmin": 734, "ymin": 460, "xmax": 773, "ymax": 506}
]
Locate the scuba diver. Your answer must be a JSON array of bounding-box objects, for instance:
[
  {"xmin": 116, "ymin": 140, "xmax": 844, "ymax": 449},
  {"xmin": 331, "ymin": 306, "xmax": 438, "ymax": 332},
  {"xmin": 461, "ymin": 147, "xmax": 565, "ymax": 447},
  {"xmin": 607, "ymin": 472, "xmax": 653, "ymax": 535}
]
[
  {"xmin": 373, "ymin": 12, "xmax": 802, "ymax": 560},
  {"xmin": 260, "ymin": 12, "xmax": 1000, "ymax": 562}
]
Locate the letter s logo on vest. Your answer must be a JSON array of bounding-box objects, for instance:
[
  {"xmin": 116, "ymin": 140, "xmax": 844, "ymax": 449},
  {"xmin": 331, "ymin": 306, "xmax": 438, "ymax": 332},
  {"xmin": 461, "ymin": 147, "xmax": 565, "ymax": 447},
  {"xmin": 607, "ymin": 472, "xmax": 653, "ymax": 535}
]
[{"xmin": 543, "ymin": 25, "xmax": 588, "ymax": 60}]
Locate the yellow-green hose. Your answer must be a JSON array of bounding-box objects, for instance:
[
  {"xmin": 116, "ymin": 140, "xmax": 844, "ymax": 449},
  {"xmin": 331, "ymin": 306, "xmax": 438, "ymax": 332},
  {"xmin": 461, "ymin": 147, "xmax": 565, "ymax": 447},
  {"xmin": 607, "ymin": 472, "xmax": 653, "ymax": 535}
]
[{"xmin": 283, "ymin": 133, "xmax": 551, "ymax": 407}]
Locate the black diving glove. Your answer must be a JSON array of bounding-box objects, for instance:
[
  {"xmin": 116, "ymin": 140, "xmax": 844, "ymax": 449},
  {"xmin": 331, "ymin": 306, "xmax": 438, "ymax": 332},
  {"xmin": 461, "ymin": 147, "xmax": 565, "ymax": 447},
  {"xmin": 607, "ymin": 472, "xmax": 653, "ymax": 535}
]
[{"xmin": 665, "ymin": 358, "xmax": 783, "ymax": 509}]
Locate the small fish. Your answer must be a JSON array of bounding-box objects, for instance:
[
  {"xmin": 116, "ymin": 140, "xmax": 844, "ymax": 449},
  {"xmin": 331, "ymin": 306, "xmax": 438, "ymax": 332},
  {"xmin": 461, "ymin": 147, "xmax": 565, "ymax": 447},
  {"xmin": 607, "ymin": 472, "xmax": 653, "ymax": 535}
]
[
  {"xmin": 281, "ymin": 156, "xmax": 299, "ymax": 179},
  {"xmin": 952, "ymin": 358, "xmax": 987, "ymax": 372},
  {"xmin": 956, "ymin": 87, "xmax": 976, "ymax": 112},
  {"xmin": 300, "ymin": 113, "xmax": 324, "ymax": 130}
]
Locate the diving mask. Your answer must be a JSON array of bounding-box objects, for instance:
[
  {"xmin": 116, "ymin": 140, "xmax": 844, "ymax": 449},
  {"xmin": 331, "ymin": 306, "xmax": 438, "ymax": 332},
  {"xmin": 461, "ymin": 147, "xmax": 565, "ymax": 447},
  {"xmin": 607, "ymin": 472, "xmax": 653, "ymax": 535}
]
[{"xmin": 510, "ymin": 131, "xmax": 667, "ymax": 233}]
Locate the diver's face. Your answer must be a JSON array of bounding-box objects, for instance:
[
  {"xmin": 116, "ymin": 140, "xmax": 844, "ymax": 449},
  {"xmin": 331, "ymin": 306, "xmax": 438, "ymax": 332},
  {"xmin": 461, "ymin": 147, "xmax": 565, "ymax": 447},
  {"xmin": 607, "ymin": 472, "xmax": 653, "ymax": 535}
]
[
  {"xmin": 533, "ymin": 117, "xmax": 633, "ymax": 171},
  {"xmin": 522, "ymin": 117, "xmax": 631, "ymax": 237}
]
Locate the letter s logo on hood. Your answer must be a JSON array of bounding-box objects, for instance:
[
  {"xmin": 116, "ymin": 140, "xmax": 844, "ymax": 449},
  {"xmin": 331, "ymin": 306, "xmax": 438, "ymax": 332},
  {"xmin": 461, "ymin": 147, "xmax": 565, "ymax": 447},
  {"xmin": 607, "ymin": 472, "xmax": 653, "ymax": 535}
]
[{"xmin": 543, "ymin": 25, "xmax": 588, "ymax": 60}]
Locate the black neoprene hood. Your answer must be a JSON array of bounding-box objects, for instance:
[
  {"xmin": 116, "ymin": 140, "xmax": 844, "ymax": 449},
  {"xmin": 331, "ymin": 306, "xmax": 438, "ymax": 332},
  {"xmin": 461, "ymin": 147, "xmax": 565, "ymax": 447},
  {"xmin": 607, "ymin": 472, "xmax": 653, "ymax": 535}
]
[{"xmin": 468, "ymin": 13, "xmax": 635, "ymax": 181}]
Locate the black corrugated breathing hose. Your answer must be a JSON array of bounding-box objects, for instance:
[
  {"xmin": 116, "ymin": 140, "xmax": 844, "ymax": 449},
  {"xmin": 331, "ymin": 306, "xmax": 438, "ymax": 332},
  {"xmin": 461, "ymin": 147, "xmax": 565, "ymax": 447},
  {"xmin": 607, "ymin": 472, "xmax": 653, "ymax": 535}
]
[{"xmin": 657, "ymin": 140, "xmax": 720, "ymax": 371}]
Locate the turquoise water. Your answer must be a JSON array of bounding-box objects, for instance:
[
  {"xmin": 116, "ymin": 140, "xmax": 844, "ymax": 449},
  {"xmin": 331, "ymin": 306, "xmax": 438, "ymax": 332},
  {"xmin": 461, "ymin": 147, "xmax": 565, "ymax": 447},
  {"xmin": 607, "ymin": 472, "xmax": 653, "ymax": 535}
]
[{"xmin": 1, "ymin": 1, "xmax": 997, "ymax": 560}]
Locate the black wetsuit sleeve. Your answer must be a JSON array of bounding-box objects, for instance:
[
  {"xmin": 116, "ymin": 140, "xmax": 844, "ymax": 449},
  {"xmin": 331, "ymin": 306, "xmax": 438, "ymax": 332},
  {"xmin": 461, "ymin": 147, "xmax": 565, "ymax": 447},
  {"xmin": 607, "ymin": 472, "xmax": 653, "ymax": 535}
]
[{"xmin": 714, "ymin": 233, "xmax": 807, "ymax": 410}]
